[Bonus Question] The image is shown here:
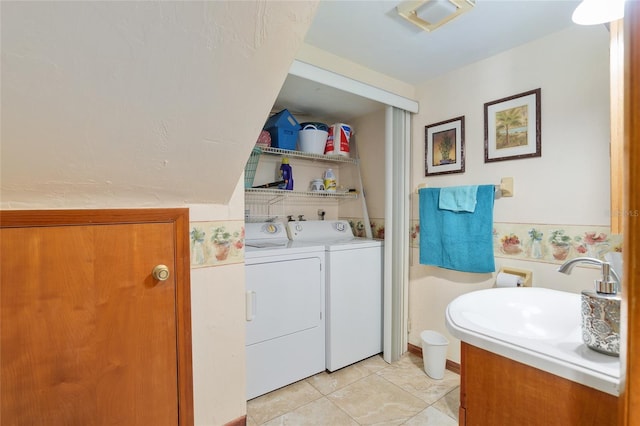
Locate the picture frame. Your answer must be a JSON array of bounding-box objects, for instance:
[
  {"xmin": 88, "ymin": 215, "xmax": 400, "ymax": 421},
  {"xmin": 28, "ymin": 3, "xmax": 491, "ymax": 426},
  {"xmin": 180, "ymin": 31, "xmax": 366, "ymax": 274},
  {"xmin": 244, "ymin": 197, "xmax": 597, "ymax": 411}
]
[
  {"xmin": 425, "ymin": 116, "xmax": 465, "ymax": 176},
  {"xmin": 484, "ymin": 88, "xmax": 541, "ymax": 163}
]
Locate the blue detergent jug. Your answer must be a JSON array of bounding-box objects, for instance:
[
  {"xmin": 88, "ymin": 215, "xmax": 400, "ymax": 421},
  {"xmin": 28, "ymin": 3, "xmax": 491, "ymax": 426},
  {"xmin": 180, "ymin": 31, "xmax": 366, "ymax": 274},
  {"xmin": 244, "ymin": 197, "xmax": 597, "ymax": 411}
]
[{"xmin": 279, "ymin": 157, "xmax": 294, "ymax": 190}]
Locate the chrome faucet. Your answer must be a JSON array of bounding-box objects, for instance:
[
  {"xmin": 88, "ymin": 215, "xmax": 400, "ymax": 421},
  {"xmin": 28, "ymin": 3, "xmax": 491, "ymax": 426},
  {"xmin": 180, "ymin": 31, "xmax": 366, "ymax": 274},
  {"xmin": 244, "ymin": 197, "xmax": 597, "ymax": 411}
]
[{"xmin": 557, "ymin": 256, "xmax": 620, "ymax": 294}]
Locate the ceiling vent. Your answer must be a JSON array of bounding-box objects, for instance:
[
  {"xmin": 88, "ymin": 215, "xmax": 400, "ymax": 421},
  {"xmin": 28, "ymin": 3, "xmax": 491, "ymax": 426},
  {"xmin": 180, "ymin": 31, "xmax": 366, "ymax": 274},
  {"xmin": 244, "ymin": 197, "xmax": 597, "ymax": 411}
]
[{"xmin": 397, "ymin": 0, "xmax": 476, "ymax": 32}]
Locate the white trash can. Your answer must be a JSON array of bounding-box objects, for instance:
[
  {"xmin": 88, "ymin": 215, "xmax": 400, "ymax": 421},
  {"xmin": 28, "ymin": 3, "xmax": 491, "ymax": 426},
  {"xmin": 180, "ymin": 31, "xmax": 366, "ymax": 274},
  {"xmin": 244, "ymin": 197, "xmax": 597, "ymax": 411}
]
[{"xmin": 420, "ymin": 330, "xmax": 449, "ymax": 380}]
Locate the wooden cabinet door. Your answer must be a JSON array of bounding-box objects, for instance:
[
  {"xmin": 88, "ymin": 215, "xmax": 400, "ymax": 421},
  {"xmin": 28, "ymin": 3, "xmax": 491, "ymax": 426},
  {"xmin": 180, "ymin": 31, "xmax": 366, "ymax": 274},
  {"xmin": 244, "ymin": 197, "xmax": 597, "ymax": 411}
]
[
  {"xmin": 461, "ymin": 343, "xmax": 617, "ymax": 426},
  {"xmin": 1, "ymin": 209, "xmax": 193, "ymax": 426}
]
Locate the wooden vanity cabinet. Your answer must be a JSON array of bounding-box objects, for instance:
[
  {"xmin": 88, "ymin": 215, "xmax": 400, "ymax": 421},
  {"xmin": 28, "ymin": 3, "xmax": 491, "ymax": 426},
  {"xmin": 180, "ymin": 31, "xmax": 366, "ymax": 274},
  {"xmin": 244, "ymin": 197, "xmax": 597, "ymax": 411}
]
[{"xmin": 459, "ymin": 343, "xmax": 618, "ymax": 426}]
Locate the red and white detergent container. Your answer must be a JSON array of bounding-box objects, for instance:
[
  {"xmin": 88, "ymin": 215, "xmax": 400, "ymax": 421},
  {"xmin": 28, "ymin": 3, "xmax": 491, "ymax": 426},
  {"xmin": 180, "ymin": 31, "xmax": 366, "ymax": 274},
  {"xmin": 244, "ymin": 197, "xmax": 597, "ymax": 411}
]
[{"xmin": 324, "ymin": 123, "xmax": 351, "ymax": 156}]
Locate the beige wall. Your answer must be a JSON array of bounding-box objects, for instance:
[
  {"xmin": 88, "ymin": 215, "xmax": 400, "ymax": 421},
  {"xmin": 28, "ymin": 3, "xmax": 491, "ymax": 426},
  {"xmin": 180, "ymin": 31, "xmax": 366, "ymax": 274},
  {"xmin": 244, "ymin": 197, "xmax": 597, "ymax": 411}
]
[
  {"xmin": 188, "ymin": 178, "xmax": 248, "ymax": 425},
  {"xmin": 409, "ymin": 25, "xmax": 611, "ymax": 363},
  {"xmin": 338, "ymin": 108, "xmax": 387, "ymax": 220},
  {"xmin": 296, "ymin": 43, "xmax": 416, "ymax": 101}
]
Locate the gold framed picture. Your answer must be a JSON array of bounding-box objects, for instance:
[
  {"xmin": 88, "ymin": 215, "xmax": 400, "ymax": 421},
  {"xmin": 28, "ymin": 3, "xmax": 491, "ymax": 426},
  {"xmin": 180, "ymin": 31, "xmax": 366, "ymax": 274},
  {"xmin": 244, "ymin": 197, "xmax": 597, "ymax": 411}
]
[{"xmin": 484, "ymin": 88, "xmax": 541, "ymax": 163}]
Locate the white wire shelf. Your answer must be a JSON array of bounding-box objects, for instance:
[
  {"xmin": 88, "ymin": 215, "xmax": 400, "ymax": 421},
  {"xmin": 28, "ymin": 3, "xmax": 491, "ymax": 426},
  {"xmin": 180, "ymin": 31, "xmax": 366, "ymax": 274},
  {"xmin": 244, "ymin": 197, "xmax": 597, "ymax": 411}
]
[
  {"xmin": 258, "ymin": 146, "xmax": 358, "ymax": 165},
  {"xmin": 245, "ymin": 188, "xmax": 358, "ymax": 200}
]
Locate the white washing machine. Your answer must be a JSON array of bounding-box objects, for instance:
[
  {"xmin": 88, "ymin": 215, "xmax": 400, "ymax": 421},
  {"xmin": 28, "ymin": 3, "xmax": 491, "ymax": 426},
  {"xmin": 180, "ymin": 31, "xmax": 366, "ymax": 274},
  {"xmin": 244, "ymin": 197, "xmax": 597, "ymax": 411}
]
[
  {"xmin": 287, "ymin": 220, "xmax": 383, "ymax": 372},
  {"xmin": 244, "ymin": 222, "xmax": 326, "ymax": 400}
]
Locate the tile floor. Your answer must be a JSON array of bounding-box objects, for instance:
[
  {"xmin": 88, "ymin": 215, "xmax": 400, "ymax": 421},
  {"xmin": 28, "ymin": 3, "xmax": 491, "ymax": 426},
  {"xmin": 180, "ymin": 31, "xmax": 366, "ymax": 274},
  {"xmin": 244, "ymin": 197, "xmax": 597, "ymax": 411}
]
[{"xmin": 247, "ymin": 352, "xmax": 460, "ymax": 425}]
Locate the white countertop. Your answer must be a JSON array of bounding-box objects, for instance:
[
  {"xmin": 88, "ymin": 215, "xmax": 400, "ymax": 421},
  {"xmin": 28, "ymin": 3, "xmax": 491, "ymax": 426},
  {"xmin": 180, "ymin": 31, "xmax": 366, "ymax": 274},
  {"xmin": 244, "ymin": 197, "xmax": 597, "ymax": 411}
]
[{"xmin": 445, "ymin": 287, "xmax": 620, "ymax": 396}]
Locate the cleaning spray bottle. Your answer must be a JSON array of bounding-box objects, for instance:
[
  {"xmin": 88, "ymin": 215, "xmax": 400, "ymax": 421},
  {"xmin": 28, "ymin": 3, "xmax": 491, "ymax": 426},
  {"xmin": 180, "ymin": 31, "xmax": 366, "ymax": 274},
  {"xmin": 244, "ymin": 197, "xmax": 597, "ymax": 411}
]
[{"xmin": 279, "ymin": 157, "xmax": 294, "ymax": 190}]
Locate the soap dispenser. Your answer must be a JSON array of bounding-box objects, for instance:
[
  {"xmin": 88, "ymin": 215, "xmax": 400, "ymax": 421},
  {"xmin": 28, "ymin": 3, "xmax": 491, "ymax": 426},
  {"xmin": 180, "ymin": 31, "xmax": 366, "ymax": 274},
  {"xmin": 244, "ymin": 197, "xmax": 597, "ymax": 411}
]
[
  {"xmin": 581, "ymin": 262, "xmax": 620, "ymax": 356},
  {"xmin": 558, "ymin": 257, "xmax": 620, "ymax": 356}
]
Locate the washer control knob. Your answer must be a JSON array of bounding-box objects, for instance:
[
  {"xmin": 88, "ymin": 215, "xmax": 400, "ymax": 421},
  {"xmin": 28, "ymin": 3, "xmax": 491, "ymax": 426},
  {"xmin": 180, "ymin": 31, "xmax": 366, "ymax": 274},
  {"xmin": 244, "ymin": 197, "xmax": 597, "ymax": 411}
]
[{"xmin": 265, "ymin": 224, "xmax": 277, "ymax": 234}]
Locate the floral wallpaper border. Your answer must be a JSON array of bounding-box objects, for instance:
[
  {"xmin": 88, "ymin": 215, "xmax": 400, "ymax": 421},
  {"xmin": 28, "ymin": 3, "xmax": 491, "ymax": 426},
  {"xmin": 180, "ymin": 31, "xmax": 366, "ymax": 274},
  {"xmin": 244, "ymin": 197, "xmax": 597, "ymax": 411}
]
[
  {"xmin": 190, "ymin": 220, "xmax": 245, "ymax": 268},
  {"xmin": 189, "ymin": 218, "xmax": 622, "ymax": 268},
  {"xmin": 492, "ymin": 223, "xmax": 622, "ymax": 262},
  {"xmin": 409, "ymin": 220, "xmax": 622, "ymax": 264},
  {"xmin": 341, "ymin": 217, "xmax": 385, "ymax": 240}
]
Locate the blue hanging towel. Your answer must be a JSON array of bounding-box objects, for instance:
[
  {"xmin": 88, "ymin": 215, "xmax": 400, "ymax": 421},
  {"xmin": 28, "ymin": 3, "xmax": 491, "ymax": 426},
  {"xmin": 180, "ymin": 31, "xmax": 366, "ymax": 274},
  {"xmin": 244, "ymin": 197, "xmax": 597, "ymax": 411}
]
[
  {"xmin": 419, "ymin": 185, "xmax": 495, "ymax": 273},
  {"xmin": 439, "ymin": 185, "xmax": 478, "ymax": 212}
]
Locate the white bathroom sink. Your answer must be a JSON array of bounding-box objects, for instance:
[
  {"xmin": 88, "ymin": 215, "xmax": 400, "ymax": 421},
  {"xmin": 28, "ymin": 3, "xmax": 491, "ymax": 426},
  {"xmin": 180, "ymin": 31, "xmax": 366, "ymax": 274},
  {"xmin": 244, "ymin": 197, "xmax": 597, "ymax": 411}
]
[
  {"xmin": 456, "ymin": 287, "xmax": 579, "ymax": 340},
  {"xmin": 446, "ymin": 287, "xmax": 620, "ymax": 396}
]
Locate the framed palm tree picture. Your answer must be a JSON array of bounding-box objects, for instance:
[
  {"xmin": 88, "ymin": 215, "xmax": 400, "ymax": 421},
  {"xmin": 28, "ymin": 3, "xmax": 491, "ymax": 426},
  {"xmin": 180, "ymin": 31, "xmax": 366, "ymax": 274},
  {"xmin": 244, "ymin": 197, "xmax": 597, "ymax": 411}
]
[
  {"xmin": 425, "ymin": 116, "xmax": 465, "ymax": 176},
  {"xmin": 484, "ymin": 88, "xmax": 541, "ymax": 162}
]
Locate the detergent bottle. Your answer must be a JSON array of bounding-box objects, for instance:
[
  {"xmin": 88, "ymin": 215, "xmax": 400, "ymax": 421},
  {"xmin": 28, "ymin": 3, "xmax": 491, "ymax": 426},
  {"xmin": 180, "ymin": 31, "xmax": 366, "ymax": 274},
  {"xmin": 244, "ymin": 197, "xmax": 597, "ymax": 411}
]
[
  {"xmin": 323, "ymin": 168, "xmax": 336, "ymax": 192},
  {"xmin": 279, "ymin": 157, "xmax": 294, "ymax": 190}
]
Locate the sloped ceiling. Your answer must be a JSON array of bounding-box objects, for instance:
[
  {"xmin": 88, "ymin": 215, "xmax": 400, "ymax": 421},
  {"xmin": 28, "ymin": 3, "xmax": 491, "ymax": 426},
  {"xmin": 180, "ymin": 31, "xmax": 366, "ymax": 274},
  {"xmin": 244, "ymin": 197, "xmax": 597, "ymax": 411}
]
[{"xmin": 1, "ymin": 1, "xmax": 318, "ymax": 208}]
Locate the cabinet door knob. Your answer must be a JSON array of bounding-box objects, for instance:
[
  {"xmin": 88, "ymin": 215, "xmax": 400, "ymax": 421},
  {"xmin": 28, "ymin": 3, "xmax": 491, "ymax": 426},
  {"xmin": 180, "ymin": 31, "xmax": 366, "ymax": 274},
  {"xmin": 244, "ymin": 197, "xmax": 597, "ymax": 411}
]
[{"xmin": 152, "ymin": 264, "xmax": 170, "ymax": 281}]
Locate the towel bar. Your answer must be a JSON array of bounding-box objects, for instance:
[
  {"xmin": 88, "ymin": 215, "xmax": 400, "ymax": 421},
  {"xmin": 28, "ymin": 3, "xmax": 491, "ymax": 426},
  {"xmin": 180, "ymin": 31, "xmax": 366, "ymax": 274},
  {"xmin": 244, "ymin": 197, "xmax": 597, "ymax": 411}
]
[{"xmin": 415, "ymin": 177, "xmax": 514, "ymax": 198}]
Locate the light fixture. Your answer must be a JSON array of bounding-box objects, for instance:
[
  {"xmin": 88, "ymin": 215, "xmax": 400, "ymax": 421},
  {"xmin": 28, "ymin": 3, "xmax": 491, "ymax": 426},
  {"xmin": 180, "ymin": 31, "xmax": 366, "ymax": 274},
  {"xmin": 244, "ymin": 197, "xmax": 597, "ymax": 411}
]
[
  {"xmin": 572, "ymin": 0, "xmax": 625, "ymax": 25},
  {"xmin": 397, "ymin": 0, "xmax": 475, "ymax": 33}
]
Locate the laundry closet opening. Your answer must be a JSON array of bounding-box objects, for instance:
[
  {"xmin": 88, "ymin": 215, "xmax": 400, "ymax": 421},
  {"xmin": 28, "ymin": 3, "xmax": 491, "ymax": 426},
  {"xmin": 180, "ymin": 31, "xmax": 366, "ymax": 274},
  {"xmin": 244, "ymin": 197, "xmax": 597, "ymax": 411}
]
[{"xmin": 244, "ymin": 61, "xmax": 419, "ymax": 399}]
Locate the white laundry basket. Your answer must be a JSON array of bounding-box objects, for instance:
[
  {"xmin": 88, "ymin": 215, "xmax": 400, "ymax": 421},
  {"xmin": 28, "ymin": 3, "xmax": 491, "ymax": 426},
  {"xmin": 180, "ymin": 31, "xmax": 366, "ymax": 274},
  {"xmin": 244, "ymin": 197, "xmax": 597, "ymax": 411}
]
[{"xmin": 420, "ymin": 330, "xmax": 449, "ymax": 379}]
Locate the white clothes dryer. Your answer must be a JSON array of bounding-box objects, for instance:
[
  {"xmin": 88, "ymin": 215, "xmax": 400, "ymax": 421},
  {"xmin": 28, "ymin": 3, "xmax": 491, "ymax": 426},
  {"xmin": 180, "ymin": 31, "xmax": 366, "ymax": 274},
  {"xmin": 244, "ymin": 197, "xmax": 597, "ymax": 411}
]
[
  {"xmin": 287, "ymin": 220, "xmax": 383, "ymax": 371},
  {"xmin": 245, "ymin": 222, "xmax": 326, "ymax": 399}
]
